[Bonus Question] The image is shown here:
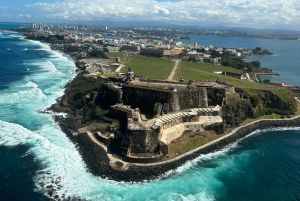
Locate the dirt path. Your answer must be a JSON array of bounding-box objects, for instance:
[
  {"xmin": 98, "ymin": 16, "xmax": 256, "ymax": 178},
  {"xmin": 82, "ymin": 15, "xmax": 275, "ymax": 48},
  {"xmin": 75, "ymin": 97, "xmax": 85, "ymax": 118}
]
[{"xmin": 167, "ymin": 59, "xmax": 179, "ymax": 81}]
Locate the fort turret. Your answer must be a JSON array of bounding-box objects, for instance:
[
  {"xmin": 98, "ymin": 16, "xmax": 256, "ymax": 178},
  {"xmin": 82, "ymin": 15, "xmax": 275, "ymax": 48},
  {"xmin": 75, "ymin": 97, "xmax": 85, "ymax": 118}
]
[{"xmin": 126, "ymin": 67, "xmax": 134, "ymax": 82}]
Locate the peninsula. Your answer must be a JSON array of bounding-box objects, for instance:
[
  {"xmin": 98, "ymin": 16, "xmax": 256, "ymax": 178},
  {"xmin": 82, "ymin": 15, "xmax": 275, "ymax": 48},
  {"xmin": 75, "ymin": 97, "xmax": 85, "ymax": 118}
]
[{"xmin": 18, "ymin": 24, "xmax": 300, "ymax": 182}]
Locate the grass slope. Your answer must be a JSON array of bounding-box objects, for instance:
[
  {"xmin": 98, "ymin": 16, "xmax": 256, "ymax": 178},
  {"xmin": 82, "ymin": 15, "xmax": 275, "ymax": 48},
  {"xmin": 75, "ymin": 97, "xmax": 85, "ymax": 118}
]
[
  {"xmin": 108, "ymin": 53, "xmax": 174, "ymax": 80},
  {"xmin": 174, "ymin": 62, "xmax": 280, "ymax": 90}
]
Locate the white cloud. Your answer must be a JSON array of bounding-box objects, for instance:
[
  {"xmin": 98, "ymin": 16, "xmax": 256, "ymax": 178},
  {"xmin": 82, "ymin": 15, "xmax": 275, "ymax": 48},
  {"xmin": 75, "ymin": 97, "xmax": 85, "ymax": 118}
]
[{"xmin": 1, "ymin": 0, "xmax": 300, "ymax": 30}]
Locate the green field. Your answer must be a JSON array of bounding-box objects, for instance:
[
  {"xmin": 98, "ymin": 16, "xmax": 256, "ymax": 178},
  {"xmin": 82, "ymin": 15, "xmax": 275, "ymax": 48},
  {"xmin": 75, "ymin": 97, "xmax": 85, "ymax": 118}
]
[
  {"xmin": 107, "ymin": 52, "xmax": 126, "ymax": 61},
  {"xmin": 108, "ymin": 53, "xmax": 286, "ymax": 92},
  {"xmin": 113, "ymin": 54, "xmax": 174, "ymax": 80},
  {"xmin": 174, "ymin": 62, "xmax": 280, "ymax": 90}
]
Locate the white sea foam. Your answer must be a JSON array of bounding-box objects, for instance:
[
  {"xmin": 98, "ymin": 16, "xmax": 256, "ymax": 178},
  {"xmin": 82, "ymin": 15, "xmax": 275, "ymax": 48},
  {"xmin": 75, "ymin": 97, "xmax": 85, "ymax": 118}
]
[
  {"xmin": 0, "ymin": 120, "xmax": 94, "ymax": 199},
  {"xmin": 20, "ymin": 81, "xmax": 38, "ymax": 88},
  {"xmin": 8, "ymin": 33, "xmax": 25, "ymax": 39},
  {"xmin": 24, "ymin": 60, "xmax": 67, "ymax": 78},
  {"xmin": 157, "ymin": 141, "xmax": 240, "ymax": 181},
  {"xmin": 167, "ymin": 192, "xmax": 215, "ymax": 201},
  {"xmin": 0, "ymin": 118, "xmax": 223, "ymax": 201},
  {"xmin": 0, "ymin": 87, "xmax": 46, "ymax": 104}
]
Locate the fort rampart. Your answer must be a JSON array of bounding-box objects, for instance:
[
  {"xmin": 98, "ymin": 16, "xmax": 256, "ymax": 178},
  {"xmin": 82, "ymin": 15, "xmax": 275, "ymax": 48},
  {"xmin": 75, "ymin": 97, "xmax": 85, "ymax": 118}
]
[
  {"xmin": 70, "ymin": 116, "xmax": 300, "ymax": 182},
  {"xmin": 122, "ymin": 84, "xmax": 208, "ymax": 113}
]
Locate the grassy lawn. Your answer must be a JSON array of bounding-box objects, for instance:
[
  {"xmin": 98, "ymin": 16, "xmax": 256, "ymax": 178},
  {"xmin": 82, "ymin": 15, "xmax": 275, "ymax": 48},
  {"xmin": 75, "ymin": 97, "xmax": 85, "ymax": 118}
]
[
  {"xmin": 108, "ymin": 52, "xmax": 174, "ymax": 80},
  {"xmin": 295, "ymin": 100, "xmax": 300, "ymax": 116},
  {"xmin": 174, "ymin": 61, "xmax": 281, "ymax": 90},
  {"xmin": 179, "ymin": 62, "xmax": 241, "ymax": 74},
  {"xmin": 167, "ymin": 131, "xmax": 225, "ymax": 157},
  {"xmin": 107, "ymin": 52, "xmax": 126, "ymax": 61},
  {"xmin": 116, "ymin": 54, "xmax": 174, "ymax": 80}
]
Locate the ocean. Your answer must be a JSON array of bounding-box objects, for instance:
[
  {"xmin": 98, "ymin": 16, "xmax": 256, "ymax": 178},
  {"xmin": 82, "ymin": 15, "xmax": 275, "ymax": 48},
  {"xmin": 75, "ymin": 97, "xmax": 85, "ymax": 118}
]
[{"xmin": 0, "ymin": 27, "xmax": 300, "ymax": 201}]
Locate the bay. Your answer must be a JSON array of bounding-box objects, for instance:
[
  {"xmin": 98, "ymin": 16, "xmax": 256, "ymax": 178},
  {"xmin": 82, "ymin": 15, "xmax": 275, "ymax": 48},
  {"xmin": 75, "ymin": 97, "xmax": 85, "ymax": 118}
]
[{"xmin": 179, "ymin": 34, "xmax": 300, "ymax": 86}]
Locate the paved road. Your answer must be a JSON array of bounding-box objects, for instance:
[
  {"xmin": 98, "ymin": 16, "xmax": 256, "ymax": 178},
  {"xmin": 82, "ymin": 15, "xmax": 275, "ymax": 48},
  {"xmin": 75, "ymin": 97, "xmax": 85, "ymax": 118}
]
[{"xmin": 167, "ymin": 59, "xmax": 180, "ymax": 81}]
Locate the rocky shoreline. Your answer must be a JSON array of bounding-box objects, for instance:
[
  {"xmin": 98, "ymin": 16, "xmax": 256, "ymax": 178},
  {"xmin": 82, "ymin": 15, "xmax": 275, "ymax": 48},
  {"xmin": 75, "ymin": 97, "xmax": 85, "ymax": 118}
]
[{"xmin": 52, "ymin": 110, "xmax": 300, "ymax": 182}]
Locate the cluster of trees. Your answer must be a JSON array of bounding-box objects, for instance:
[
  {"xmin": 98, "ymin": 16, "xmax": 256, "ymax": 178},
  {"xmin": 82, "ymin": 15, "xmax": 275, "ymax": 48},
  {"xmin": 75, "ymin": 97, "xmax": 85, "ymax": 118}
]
[
  {"xmin": 64, "ymin": 45, "xmax": 83, "ymax": 52},
  {"xmin": 63, "ymin": 73, "xmax": 117, "ymax": 124},
  {"xmin": 252, "ymin": 47, "xmax": 273, "ymax": 55},
  {"xmin": 209, "ymin": 50, "xmax": 221, "ymax": 58},
  {"xmin": 89, "ymin": 50, "xmax": 107, "ymax": 57},
  {"xmin": 253, "ymin": 108, "xmax": 295, "ymax": 118},
  {"xmin": 221, "ymin": 52, "xmax": 261, "ymax": 72}
]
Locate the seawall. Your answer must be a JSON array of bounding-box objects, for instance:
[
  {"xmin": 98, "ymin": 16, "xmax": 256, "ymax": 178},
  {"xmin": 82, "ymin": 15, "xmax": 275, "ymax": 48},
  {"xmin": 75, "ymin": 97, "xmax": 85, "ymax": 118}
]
[{"xmin": 61, "ymin": 115, "xmax": 300, "ymax": 182}]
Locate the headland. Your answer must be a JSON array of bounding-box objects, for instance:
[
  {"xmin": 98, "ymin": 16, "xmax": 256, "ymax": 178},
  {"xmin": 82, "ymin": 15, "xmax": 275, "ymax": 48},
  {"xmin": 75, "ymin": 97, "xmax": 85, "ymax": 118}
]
[{"xmin": 18, "ymin": 26, "xmax": 299, "ymax": 182}]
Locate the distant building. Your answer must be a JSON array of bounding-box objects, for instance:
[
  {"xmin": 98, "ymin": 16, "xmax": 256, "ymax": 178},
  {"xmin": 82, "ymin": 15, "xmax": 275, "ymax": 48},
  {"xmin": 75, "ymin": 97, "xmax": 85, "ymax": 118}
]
[
  {"xmin": 121, "ymin": 45, "xmax": 140, "ymax": 52},
  {"xmin": 140, "ymin": 48, "xmax": 182, "ymax": 57},
  {"xmin": 270, "ymin": 82, "xmax": 294, "ymax": 88},
  {"xmin": 107, "ymin": 46, "xmax": 121, "ymax": 52},
  {"xmin": 210, "ymin": 58, "xmax": 219, "ymax": 65}
]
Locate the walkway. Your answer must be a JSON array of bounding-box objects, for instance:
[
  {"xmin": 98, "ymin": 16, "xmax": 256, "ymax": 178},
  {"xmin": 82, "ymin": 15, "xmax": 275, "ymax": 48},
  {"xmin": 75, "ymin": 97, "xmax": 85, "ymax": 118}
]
[
  {"xmin": 167, "ymin": 59, "xmax": 180, "ymax": 81},
  {"xmin": 86, "ymin": 131, "xmax": 130, "ymax": 171}
]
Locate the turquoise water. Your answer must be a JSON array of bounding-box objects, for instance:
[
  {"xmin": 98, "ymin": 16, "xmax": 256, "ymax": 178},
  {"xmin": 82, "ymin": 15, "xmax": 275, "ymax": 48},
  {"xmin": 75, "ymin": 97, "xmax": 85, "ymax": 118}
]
[{"xmin": 0, "ymin": 30, "xmax": 300, "ymax": 200}]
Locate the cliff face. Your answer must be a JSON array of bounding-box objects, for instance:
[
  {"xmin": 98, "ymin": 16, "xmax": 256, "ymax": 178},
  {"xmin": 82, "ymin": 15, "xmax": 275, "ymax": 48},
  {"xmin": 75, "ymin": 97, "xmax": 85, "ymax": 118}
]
[
  {"xmin": 243, "ymin": 88, "xmax": 297, "ymax": 112},
  {"xmin": 222, "ymin": 99, "xmax": 254, "ymax": 125},
  {"xmin": 223, "ymin": 88, "xmax": 297, "ymax": 126}
]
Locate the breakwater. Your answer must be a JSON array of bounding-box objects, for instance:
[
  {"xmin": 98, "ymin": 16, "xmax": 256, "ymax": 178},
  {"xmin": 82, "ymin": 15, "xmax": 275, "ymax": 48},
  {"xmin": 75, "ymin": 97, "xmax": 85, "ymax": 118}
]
[{"xmin": 54, "ymin": 113, "xmax": 300, "ymax": 182}]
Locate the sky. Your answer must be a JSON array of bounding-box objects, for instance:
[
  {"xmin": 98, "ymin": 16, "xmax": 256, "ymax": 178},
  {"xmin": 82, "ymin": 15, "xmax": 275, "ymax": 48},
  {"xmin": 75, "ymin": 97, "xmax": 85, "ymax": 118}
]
[{"xmin": 1, "ymin": 0, "xmax": 300, "ymax": 30}]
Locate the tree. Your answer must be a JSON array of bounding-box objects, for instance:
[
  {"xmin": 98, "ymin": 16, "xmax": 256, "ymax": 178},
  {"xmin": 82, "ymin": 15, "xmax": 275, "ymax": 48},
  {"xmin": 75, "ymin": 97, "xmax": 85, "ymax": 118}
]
[
  {"xmin": 210, "ymin": 50, "xmax": 221, "ymax": 58},
  {"xmin": 249, "ymin": 95, "xmax": 260, "ymax": 108},
  {"xmin": 188, "ymin": 57, "xmax": 195, "ymax": 62},
  {"xmin": 263, "ymin": 79, "xmax": 271, "ymax": 84},
  {"xmin": 197, "ymin": 48, "xmax": 206, "ymax": 53},
  {"xmin": 49, "ymin": 37, "xmax": 57, "ymax": 44},
  {"xmin": 103, "ymin": 47, "xmax": 109, "ymax": 52},
  {"xmin": 251, "ymin": 60, "xmax": 261, "ymax": 68},
  {"xmin": 254, "ymin": 47, "xmax": 262, "ymax": 51},
  {"xmin": 221, "ymin": 61, "xmax": 229, "ymax": 66},
  {"xmin": 89, "ymin": 50, "xmax": 106, "ymax": 58}
]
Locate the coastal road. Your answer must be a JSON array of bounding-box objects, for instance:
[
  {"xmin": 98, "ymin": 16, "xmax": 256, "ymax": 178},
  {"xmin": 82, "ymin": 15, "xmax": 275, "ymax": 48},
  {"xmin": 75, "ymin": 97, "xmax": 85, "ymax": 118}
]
[{"xmin": 167, "ymin": 59, "xmax": 180, "ymax": 81}]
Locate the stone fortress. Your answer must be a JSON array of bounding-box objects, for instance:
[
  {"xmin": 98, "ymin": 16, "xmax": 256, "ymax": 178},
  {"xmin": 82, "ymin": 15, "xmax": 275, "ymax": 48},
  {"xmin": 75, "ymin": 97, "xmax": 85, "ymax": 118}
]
[{"xmin": 96, "ymin": 68, "xmax": 240, "ymax": 163}]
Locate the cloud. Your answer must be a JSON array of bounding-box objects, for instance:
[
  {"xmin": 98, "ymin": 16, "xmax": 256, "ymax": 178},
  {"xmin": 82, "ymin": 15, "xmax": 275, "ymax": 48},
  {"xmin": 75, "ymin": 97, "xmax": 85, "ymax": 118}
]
[{"xmin": 1, "ymin": 0, "xmax": 300, "ymax": 30}]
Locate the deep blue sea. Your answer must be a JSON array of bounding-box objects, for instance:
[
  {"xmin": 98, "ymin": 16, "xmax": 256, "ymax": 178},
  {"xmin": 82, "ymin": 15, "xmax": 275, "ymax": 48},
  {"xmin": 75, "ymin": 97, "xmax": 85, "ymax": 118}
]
[{"xmin": 1, "ymin": 27, "xmax": 300, "ymax": 201}]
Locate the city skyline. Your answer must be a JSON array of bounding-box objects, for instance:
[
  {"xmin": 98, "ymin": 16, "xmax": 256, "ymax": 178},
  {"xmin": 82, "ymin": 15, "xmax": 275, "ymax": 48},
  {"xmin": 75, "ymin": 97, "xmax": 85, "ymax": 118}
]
[{"xmin": 1, "ymin": 0, "xmax": 300, "ymax": 31}]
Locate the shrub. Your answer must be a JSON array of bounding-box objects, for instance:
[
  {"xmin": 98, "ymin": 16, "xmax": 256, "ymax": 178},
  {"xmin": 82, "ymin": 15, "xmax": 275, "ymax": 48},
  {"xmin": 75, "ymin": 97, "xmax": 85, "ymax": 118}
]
[
  {"xmin": 249, "ymin": 95, "xmax": 260, "ymax": 107},
  {"xmin": 253, "ymin": 109, "xmax": 265, "ymax": 118}
]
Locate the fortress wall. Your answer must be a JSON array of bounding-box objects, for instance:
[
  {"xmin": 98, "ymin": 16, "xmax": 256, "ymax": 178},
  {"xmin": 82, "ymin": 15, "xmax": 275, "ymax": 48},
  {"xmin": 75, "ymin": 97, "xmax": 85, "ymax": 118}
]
[
  {"xmin": 129, "ymin": 129, "xmax": 159, "ymax": 153},
  {"xmin": 207, "ymin": 88, "xmax": 226, "ymax": 106},
  {"xmin": 100, "ymin": 84, "xmax": 123, "ymax": 105},
  {"xmin": 160, "ymin": 116, "xmax": 222, "ymax": 145},
  {"xmin": 160, "ymin": 123, "xmax": 185, "ymax": 144},
  {"xmin": 162, "ymin": 117, "xmax": 181, "ymax": 130},
  {"xmin": 122, "ymin": 85, "xmax": 209, "ymax": 114},
  {"xmin": 225, "ymin": 92, "xmax": 242, "ymax": 105},
  {"xmin": 122, "ymin": 85, "xmax": 171, "ymax": 114},
  {"xmin": 108, "ymin": 107, "xmax": 128, "ymax": 132},
  {"xmin": 199, "ymin": 116, "xmax": 223, "ymax": 126},
  {"xmin": 170, "ymin": 88, "xmax": 208, "ymax": 111}
]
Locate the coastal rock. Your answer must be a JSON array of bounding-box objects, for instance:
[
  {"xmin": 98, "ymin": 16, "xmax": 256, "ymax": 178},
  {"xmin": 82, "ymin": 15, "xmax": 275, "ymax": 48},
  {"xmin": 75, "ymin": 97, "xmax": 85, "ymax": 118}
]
[{"xmin": 58, "ymin": 115, "xmax": 300, "ymax": 182}]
